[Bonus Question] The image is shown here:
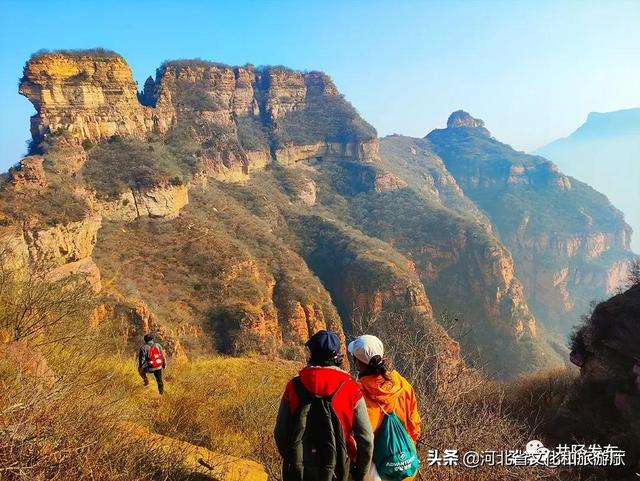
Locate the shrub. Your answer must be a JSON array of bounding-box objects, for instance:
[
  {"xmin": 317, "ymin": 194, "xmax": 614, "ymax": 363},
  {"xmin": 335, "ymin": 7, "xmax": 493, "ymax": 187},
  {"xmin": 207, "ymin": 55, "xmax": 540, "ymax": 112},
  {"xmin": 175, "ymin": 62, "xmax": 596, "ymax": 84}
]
[
  {"xmin": 236, "ymin": 116, "xmax": 271, "ymax": 150},
  {"xmin": 160, "ymin": 59, "xmax": 232, "ymax": 70},
  {"xmin": 173, "ymin": 79, "xmax": 224, "ymax": 112},
  {"xmin": 83, "ymin": 135, "xmax": 200, "ymax": 199},
  {"xmin": 276, "ymin": 94, "xmax": 376, "ymax": 145},
  {"xmin": 0, "ymin": 183, "xmax": 89, "ymax": 227},
  {"xmin": 82, "ymin": 138, "xmax": 94, "ymax": 151}
]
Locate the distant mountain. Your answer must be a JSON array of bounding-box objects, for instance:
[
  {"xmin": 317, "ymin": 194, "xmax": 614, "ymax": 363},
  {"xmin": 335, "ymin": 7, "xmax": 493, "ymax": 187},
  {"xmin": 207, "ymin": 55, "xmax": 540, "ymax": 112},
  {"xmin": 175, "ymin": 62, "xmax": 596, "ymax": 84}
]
[
  {"xmin": 534, "ymin": 108, "xmax": 640, "ymax": 252},
  {"xmin": 427, "ymin": 111, "xmax": 634, "ymax": 337}
]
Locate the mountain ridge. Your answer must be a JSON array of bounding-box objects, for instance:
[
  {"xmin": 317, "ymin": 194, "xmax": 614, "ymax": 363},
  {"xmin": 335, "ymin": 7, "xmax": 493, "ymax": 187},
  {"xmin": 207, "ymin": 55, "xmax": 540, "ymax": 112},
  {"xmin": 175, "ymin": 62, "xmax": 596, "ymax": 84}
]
[
  {"xmin": 3, "ymin": 51, "xmax": 634, "ymax": 380},
  {"xmin": 533, "ymin": 108, "xmax": 640, "ymax": 252},
  {"xmin": 427, "ymin": 111, "xmax": 634, "ymax": 337}
]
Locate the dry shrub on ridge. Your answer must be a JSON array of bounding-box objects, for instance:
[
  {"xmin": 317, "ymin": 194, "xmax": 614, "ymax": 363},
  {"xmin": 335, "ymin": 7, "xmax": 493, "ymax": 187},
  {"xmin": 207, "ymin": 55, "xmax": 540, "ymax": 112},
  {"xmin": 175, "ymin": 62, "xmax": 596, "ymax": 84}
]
[{"xmin": 351, "ymin": 309, "xmax": 569, "ymax": 481}]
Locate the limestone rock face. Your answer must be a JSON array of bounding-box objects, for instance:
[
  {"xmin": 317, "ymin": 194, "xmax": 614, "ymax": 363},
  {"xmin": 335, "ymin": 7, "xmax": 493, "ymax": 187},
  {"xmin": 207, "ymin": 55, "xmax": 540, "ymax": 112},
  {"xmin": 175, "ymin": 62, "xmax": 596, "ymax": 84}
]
[
  {"xmin": 0, "ymin": 226, "xmax": 30, "ymax": 273},
  {"xmin": 86, "ymin": 183, "xmax": 189, "ymax": 220},
  {"xmin": 19, "ymin": 52, "xmax": 150, "ymax": 144},
  {"xmin": 116, "ymin": 297, "xmax": 188, "ymax": 362},
  {"xmin": 9, "ymin": 156, "xmax": 47, "ymax": 191},
  {"xmin": 374, "ymin": 171, "xmax": 407, "ymax": 192},
  {"xmin": 509, "ymin": 226, "xmax": 633, "ymax": 328},
  {"xmin": 208, "ymin": 257, "xmax": 346, "ymax": 357},
  {"xmin": 24, "ymin": 215, "xmax": 101, "ymax": 265},
  {"xmin": 48, "ymin": 257, "xmax": 102, "ymax": 293},
  {"xmin": 1, "ymin": 215, "xmax": 104, "ymax": 291},
  {"xmin": 133, "ymin": 184, "xmax": 189, "ymax": 219},
  {"xmin": 275, "ymin": 140, "xmax": 379, "ymax": 166},
  {"xmin": 427, "ymin": 113, "xmax": 634, "ymax": 334},
  {"xmin": 20, "ymin": 52, "xmax": 377, "ymax": 193},
  {"xmin": 264, "ymin": 68, "xmax": 308, "ymax": 120},
  {"xmin": 412, "ymin": 227, "xmax": 537, "ymax": 341},
  {"xmin": 447, "ymin": 110, "xmax": 490, "ymax": 134},
  {"xmin": 90, "ymin": 191, "xmax": 139, "ymax": 221},
  {"xmin": 293, "ymin": 178, "xmax": 317, "ymax": 206}
]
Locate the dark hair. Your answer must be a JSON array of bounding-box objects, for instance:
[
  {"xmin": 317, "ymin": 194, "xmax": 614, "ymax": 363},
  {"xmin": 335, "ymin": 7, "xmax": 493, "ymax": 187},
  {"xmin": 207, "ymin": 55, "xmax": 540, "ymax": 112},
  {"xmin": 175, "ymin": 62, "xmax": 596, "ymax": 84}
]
[
  {"xmin": 143, "ymin": 333, "xmax": 154, "ymax": 343},
  {"xmin": 359, "ymin": 355, "xmax": 390, "ymax": 381},
  {"xmin": 308, "ymin": 350, "xmax": 344, "ymax": 368}
]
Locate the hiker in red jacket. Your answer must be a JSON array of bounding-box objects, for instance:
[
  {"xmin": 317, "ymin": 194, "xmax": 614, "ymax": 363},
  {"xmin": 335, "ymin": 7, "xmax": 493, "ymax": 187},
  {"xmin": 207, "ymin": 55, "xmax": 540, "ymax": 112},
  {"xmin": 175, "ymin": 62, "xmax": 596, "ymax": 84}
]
[
  {"xmin": 274, "ymin": 330, "xmax": 374, "ymax": 481},
  {"xmin": 137, "ymin": 333, "xmax": 167, "ymax": 395}
]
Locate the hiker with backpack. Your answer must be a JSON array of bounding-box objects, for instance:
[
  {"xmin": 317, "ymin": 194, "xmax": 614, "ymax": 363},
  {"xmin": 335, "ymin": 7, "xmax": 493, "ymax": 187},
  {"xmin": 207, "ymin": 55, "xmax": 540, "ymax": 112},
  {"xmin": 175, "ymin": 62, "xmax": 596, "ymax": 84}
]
[
  {"xmin": 348, "ymin": 335, "xmax": 421, "ymax": 481},
  {"xmin": 274, "ymin": 330, "xmax": 374, "ymax": 481},
  {"xmin": 137, "ymin": 333, "xmax": 167, "ymax": 395}
]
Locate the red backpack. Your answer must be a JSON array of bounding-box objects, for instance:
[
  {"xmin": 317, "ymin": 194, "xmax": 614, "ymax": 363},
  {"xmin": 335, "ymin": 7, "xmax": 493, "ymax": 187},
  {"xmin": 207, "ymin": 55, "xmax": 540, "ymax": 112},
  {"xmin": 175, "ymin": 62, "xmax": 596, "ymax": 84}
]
[{"xmin": 147, "ymin": 344, "xmax": 165, "ymax": 368}]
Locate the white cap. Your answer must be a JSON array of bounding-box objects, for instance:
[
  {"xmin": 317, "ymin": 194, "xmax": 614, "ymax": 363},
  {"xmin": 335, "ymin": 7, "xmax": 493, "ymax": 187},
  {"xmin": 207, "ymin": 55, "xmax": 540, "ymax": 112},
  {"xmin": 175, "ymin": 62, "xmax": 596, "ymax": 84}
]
[{"xmin": 348, "ymin": 335, "xmax": 384, "ymax": 364}]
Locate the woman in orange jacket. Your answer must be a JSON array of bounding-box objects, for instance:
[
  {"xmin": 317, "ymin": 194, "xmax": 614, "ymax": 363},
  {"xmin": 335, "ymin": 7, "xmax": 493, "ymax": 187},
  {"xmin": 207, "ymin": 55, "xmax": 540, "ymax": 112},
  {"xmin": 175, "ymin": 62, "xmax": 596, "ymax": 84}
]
[{"xmin": 348, "ymin": 334, "xmax": 421, "ymax": 452}]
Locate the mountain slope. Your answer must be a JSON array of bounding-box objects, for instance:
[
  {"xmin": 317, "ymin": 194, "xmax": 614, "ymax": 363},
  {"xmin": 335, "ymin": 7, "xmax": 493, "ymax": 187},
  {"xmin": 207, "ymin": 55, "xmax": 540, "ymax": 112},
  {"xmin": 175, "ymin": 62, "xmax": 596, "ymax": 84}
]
[
  {"xmin": 0, "ymin": 50, "xmax": 573, "ymax": 379},
  {"xmin": 427, "ymin": 111, "xmax": 635, "ymax": 336},
  {"xmin": 534, "ymin": 108, "xmax": 640, "ymax": 252},
  {"xmin": 1, "ymin": 50, "xmax": 464, "ymax": 379},
  {"xmin": 10, "ymin": 52, "xmax": 634, "ymax": 378}
]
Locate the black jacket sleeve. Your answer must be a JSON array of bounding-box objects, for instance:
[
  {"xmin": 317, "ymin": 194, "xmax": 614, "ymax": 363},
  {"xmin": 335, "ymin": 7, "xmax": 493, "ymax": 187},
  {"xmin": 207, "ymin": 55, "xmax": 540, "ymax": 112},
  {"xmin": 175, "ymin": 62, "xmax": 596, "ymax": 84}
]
[
  {"xmin": 352, "ymin": 397, "xmax": 374, "ymax": 481},
  {"xmin": 274, "ymin": 395, "xmax": 292, "ymax": 459},
  {"xmin": 137, "ymin": 346, "xmax": 147, "ymax": 369}
]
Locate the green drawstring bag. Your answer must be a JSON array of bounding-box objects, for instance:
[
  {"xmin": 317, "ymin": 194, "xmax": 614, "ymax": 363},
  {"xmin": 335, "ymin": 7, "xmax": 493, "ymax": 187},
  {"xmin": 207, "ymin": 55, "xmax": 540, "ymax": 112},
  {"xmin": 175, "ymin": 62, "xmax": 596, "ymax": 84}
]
[{"xmin": 373, "ymin": 404, "xmax": 420, "ymax": 481}]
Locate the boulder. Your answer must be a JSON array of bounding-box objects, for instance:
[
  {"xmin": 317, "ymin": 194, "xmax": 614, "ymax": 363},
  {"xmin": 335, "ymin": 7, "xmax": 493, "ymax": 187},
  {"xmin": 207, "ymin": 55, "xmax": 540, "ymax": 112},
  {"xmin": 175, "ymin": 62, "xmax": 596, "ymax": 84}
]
[
  {"xmin": 124, "ymin": 423, "xmax": 268, "ymax": 481},
  {"xmin": 0, "ymin": 341, "xmax": 55, "ymax": 386}
]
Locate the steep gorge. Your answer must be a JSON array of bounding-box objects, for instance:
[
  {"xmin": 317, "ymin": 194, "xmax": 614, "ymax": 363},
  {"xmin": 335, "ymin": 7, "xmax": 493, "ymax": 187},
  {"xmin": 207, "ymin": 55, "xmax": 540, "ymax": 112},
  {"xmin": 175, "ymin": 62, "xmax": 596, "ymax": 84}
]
[{"xmin": 427, "ymin": 111, "xmax": 634, "ymax": 336}]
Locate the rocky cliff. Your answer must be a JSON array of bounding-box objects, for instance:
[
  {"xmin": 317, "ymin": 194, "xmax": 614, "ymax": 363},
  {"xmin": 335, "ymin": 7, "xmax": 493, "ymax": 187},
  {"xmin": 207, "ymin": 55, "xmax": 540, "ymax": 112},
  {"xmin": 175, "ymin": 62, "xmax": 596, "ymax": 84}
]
[
  {"xmin": 20, "ymin": 52, "xmax": 378, "ymax": 183},
  {"xmin": 313, "ymin": 155, "xmax": 563, "ymax": 376},
  {"xmin": 427, "ymin": 111, "xmax": 635, "ymax": 335},
  {"xmin": 10, "ymin": 49, "xmax": 381, "ymax": 365},
  {"xmin": 11, "ymin": 50, "xmax": 628, "ymax": 379},
  {"xmin": 19, "ymin": 51, "xmax": 152, "ymax": 144},
  {"xmin": 554, "ymin": 282, "xmax": 640, "ymax": 478}
]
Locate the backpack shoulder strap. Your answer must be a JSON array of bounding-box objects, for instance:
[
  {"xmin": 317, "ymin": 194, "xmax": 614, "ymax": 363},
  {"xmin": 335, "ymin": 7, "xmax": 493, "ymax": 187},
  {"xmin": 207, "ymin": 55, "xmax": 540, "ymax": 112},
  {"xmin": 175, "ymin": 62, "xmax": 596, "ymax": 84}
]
[
  {"xmin": 328, "ymin": 380, "xmax": 347, "ymax": 401},
  {"xmin": 376, "ymin": 396, "xmax": 399, "ymax": 416},
  {"xmin": 142, "ymin": 344, "xmax": 150, "ymax": 361},
  {"xmin": 292, "ymin": 376, "xmax": 310, "ymax": 402},
  {"xmin": 293, "ymin": 377, "xmax": 347, "ymax": 402}
]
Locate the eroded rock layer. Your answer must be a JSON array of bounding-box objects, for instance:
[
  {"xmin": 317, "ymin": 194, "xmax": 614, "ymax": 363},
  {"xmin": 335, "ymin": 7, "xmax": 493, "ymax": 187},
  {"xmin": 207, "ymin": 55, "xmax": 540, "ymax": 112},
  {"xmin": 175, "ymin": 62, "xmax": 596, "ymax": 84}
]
[
  {"xmin": 7, "ymin": 51, "xmax": 633, "ymax": 380},
  {"xmin": 427, "ymin": 111, "xmax": 634, "ymax": 335}
]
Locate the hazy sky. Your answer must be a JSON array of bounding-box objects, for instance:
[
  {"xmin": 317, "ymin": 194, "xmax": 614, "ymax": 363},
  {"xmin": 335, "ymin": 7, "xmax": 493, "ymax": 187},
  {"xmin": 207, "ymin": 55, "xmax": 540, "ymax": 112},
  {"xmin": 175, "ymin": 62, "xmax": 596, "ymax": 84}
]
[{"xmin": 1, "ymin": 0, "xmax": 639, "ymax": 172}]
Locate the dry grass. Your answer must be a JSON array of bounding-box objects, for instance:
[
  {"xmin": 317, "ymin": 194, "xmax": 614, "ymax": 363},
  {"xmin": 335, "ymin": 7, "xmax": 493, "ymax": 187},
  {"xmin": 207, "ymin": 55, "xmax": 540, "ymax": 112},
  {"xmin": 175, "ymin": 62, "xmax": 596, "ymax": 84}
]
[
  {"xmin": 351, "ymin": 310, "xmax": 575, "ymax": 481},
  {"xmin": 0, "ymin": 246, "xmax": 583, "ymax": 481},
  {"xmin": 150, "ymin": 357, "xmax": 299, "ymax": 480}
]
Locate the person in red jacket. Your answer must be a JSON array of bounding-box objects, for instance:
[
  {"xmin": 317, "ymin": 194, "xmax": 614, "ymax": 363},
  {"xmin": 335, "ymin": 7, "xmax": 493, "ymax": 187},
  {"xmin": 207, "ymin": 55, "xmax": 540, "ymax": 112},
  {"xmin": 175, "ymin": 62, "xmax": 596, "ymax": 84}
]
[
  {"xmin": 274, "ymin": 330, "xmax": 374, "ymax": 481},
  {"xmin": 137, "ymin": 333, "xmax": 167, "ymax": 395}
]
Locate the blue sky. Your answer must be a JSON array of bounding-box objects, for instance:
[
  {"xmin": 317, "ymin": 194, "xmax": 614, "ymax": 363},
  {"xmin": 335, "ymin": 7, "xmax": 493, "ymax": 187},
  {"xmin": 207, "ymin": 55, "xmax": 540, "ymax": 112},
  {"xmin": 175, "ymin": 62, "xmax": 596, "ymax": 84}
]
[{"xmin": 1, "ymin": 0, "xmax": 638, "ymax": 172}]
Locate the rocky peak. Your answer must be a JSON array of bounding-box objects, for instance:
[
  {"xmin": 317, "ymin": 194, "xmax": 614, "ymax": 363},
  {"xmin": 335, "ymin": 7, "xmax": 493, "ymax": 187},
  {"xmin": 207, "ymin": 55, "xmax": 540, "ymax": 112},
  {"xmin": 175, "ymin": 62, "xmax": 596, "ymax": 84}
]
[
  {"xmin": 19, "ymin": 51, "xmax": 376, "ymax": 171},
  {"xmin": 19, "ymin": 50, "xmax": 152, "ymax": 144},
  {"xmin": 446, "ymin": 110, "xmax": 490, "ymax": 135},
  {"xmin": 139, "ymin": 76, "xmax": 156, "ymax": 107}
]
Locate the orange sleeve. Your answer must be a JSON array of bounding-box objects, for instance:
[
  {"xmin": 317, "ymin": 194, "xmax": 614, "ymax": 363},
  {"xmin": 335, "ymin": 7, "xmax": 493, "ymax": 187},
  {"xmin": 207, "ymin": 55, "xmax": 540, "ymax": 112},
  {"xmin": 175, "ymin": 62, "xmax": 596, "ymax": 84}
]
[{"xmin": 406, "ymin": 385, "xmax": 421, "ymax": 441}]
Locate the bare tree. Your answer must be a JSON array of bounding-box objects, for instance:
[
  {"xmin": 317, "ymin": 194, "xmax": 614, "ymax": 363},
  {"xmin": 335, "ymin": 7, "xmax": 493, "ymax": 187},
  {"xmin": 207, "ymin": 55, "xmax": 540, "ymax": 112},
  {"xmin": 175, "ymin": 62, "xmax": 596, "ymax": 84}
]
[
  {"xmin": 0, "ymin": 249, "xmax": 94, "ymax": 343},
  {"xmin": 349, "ymin": 306, "xmax": 564, "ymax": 481}
]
